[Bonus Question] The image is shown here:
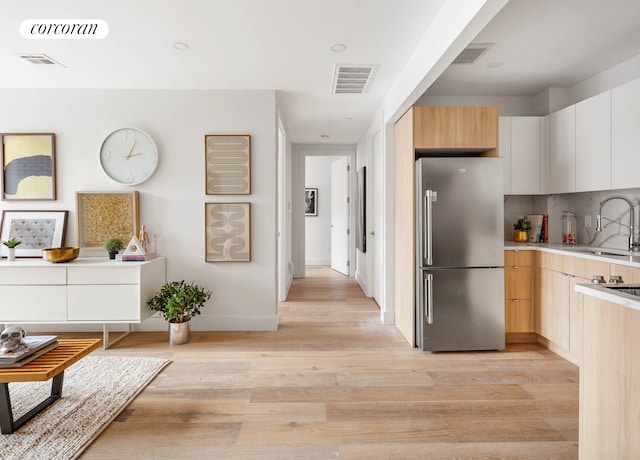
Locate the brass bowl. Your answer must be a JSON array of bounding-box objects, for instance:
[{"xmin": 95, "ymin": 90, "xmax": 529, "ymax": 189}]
[{"xmin": 42, "ymin": 247, "xmax": 80, "ymax": 263}]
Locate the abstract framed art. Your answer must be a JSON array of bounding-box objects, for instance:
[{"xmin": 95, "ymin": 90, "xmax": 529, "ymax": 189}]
[
  {"xmin": 205, "ymin": 202, "xmax": 250, "ymax": 262},
  {"xmin": 1, "ymin": 133, "xmax": 56, "ymax": 200},
  {"xmin": 0, "ymin": 210, "xmax": 68, "ymax": 258},
  {"xmin": 76, "ymin": 191, "xmax": 139, "ymax": 249},
  {"xmin": 204, "ymin": 134, "xmax": 251, "ymax": 195}
]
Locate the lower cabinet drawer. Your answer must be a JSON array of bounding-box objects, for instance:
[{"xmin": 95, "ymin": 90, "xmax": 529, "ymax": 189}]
[
  {"xmin": 505, "ymin": 299, "xmax": 534, "ymax": 333},
  {"xmin": 67, "ymin": 285, "xmax": 140, "ymax": 321},
  {"xmin": 0, "ymin": 286, "xmax": 67, "ymax": 321}
]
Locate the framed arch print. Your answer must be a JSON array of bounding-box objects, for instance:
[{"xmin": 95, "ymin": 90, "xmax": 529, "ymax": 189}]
[
  {"xmin": 204, "ymin": 134, "xmax": 251, "ymax": 195},
  {"xmin": 1, "ymin": 133, "xmax": 56, "ymax": 200}
]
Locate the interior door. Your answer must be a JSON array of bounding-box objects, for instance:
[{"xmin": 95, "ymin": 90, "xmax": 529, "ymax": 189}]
[
  {"xmin": 372, "ymin": 130, "xmax": 383, "ymax": 305},
  {"xmin": 331, "ymin": 157, "xmax": 349, "ymax": 275}
]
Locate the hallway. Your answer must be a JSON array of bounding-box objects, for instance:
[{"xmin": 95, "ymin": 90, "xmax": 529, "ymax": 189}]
[{"xmin": 82, "ymin": 267, "xmax": 578, "ymax": 459}]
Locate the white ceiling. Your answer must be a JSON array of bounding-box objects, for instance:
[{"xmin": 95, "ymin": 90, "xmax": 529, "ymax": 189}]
[{"xmin": 2, "ymin": 1, "xmax": 640, "ymax": 144}]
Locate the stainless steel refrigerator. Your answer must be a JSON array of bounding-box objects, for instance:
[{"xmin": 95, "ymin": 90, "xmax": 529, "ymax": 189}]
[{"xmin": 415, "ymin": 156, "xmax": 504, "ymax": 351}]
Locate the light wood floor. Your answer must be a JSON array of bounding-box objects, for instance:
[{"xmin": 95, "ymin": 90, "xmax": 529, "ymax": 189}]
[{"xmin": 79, "ymin": 266, "xmax": 578, "ymax": 459}]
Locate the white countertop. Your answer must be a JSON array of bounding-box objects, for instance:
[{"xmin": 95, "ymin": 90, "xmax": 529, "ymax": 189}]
[
  {"xmin": 504, "ymin": 242, "xmax": 640, "ymax": 268},
  {"xmin": 575, "ymin": 283, "xmax": 640, "ymax": 312}
]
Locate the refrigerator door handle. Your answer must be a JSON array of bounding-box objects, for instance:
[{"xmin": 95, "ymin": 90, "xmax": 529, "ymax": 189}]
[
  {"xmin": 424, "ymin": 190, "xmax": 436, "ymax": 266},
  {"xmin": 425, "ymin": 272, "xmax": 434, "ymax": 325}
]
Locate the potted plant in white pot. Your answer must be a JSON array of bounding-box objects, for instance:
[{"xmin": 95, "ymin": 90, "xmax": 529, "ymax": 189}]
[
  {"xmin": 2, "ymin": 237, "xmax": 22, "ymax": 261},
  {"xmin": 147, "ymin": 280, "xmax": 212, "ymax": 345}
]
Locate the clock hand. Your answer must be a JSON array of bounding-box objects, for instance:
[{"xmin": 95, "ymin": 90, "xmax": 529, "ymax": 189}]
[
  {"xmin": 125, "ymin": 140, "xmax": 137, "ymax": 160},
  {"xmin": 127, "ymin": 153, "xmax": 143, "ymax": 158}
]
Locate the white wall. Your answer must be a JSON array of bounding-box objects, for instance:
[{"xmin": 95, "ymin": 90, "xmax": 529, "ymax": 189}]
[
  {"xmin": 304, "ymin": 155, "xmax": 343, "ymax": 265},
  {"xmin": 0, "ymin": 88, "xmax": 278, "ymax": 332}
]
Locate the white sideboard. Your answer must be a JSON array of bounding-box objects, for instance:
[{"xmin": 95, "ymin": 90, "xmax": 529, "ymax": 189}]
[{"xmin": 0, "ymin": 257, "xmax": 166, "ymax": 348}]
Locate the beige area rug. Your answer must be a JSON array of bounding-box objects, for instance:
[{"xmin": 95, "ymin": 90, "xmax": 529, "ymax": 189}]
[{"xmin": 0, "ymin": 355, "xmax": 170, "ymax": 459}]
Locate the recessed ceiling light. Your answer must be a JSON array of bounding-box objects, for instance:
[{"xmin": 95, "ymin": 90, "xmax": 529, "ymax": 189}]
[
  {"xmin": 320, "ymin": 134, "xmax": 330, "ymax": 139},
  {"xmin": 172, "ymin": 41, "xmax": 190, "ymax": 51},
  {"xmin": 487, "ymin": 61, "xmax": 503, "ymax": 68},
  {"xmin": 330, "ymin": 43, "xmax": 347, "ymax": 52}
]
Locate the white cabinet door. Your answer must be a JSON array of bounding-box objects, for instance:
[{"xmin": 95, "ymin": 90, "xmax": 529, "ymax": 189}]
[
  {"xmin": 499, "ymin": 117, "xmax": 511, "ymax": 194},
  {"xmin": 549, "ymin": 105, "xmax": 576, "ymax": 194},
  {"xmin": 612, "ymin": 77, "xmax": 640, "ymax": 189},
  {"xmin": 0, "ymin": 286, "xmax": 67, "ymax": 321},
  {"xmin": 68, "ymin": 285, "xmax": 140, "ymax": 321},
  {"xmin": 576, "ymin": 91, "xmax": 611, "ymax": 192},
  {"xmin": 511, "ymin": 117, "xmax": 542, "ymax": 195}
]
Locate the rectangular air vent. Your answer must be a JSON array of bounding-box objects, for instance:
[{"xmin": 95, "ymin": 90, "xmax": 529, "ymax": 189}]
[
  {"xmin": 452, "ymin": 43, "xmax": 493, "ymax": 64},
  {"xmin": 331, "ymin": 64, "xmax": 377, "ymax": 94},
  {"xmin": 18, "ymin": 53, "xmax": 66, "ymax": 67}
]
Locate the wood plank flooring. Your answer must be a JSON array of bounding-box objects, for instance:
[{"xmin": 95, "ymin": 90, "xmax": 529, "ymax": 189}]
[{"xmin": 79, "ymin": 266, "xmax": 578, "ymax": 459}]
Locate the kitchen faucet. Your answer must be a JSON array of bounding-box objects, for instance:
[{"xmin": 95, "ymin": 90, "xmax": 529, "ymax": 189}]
[{"xmin": 596, "ymin": 194, "xmax": 639, "ymax": 252}]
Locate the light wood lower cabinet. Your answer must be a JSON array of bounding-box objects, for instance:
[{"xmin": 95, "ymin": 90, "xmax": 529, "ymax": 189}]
[
  {"xmin": 580, "ymin": 295, "xmax": 640, "ymax": 459},
  {"xmin": 504, "ymin": 250, "xmax": 534, "ymax": 336}
]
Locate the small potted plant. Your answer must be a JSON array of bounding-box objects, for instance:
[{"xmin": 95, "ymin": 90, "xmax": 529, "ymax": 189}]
[
  {"xmin": 2, "ymin": 237, "xmax": 22, "ymax": 261},
  {"xmin": 513, "ymin": 218, "xmax": 531, "ymax": 243},
  {"xmin": 103, "ymin": 237, "xmax": 124, "ymax": 259},
  {"xmin": 147, "ymin": 280, "xmax": 212, "ymax": 345}
]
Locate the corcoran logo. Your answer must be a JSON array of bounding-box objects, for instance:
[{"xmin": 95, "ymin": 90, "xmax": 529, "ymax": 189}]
[{"xmin": 20, "ymin": 19, "xmax": 109, "ymax": 39}]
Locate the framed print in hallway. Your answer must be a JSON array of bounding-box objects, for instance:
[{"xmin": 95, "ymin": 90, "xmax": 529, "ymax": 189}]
[
  {"xmin": 204, "ymin": 134, "xmax": 251, "ymax": 195},
  {"xmin": 1, "ymin": 133, "xmax": 56, "ymax": 200},
  {"xmin": 76, "ymin": 191, "xmax": 139, "ymax": 249},
  {"xmin": 305, "ymin": 188, "xmax": 318, "ymax": 216},
  {"xmin": 205, "ymin": 202, "xmax": 250, "ymax": 262},
  {"xmin": 0, "ymin": 210, "xmax": 68, "ymax": 258}
]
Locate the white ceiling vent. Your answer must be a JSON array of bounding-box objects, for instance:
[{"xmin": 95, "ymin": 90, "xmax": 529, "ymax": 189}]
[
  {"xmin": 331, "ymin": 64, "xmax": 377, "ymax": 94},
  {"xmin": 452, "ymin": 43, "xmax": 493, "ymax": 64},
  {"xmin": 18, "ymin": 53, "xmax": 66, "ymax": 67}
]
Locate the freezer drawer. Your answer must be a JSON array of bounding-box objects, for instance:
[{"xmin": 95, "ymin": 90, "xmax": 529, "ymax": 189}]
[{"xmin": 417, "ymin": 267, "xmax": 504, "ymax": 351}]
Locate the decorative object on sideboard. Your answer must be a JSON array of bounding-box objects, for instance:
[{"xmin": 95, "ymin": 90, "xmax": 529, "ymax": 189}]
[
  {"xmin": 147, "ymin": 280, "xmax": 212, "ymax": 345},
  {"xmin": 99, "ymin": 128, "xmax": 159, "ymax": 185},
  {"xmin": 103, "ymin": 237, "xmax": 124, "ymax": 259},
  {"xmin": 0, "ymin": 133, "xmax": 56, "ymax": 200},
  {"xmin": 512, "ymin": 218, "xmax": 531, "ymax": 243},
  {"xmin": 42, "ymin": 246, "xmax": 79, "ymax": 263},
  {"xmin": 76, "ymin": 191, "xmax": 139, "ymax": 249},
  {"xmin": 205, "ymin": 202, "xmax": 251, "ymax": 262},
  {"xmin": 2, "ymin": 237, "xmax": 22, "ymax": 261},
  {"xmin": 121, "ymin": 235, "xmax": 148, "ymax": 261},
  {"xmin": 204, "ymin": 134, "xmax": 251, "ymax": 195},
  {"xmin": 0, "ymin": 210, "xmax": 68, "ymax": 258}
]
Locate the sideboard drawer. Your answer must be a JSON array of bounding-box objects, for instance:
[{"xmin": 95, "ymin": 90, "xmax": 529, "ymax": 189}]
[
  {"xmin": 67, "ymin": 285, "xmax": 140, "ymax": 321},
  {"xmin": 67, "ymin": 266, "xmax": 140, "ymax": 285},
  {"xmin": 0, "ymin": 267, "xmax": 66, "ymax": 285},
  {"xmin": 0, "ymin": 286, "xmax": 67, "ymax": 321}
]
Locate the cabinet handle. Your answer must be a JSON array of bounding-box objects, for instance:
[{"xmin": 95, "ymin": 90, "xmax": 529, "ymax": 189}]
[
  {"xmin": 513, "ymin": 266, "xmax": 520, "ymax": 269},
  {"xmin": 513, "ymin": 299, "xmax": 520, "ymax": 302}
]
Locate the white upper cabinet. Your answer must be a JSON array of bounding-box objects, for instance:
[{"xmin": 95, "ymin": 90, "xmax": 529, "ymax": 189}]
[
  {"xmin": 575, "ymin": 91, "xmax": 611, "ymax": 192},
  {"xmin": 499, "ymin": 117, "xmax": 511, "ymax": 194},
  {"xmin": 612, "ymin": 77, "xmax": 640, "ymax": 190},
  {"xmin": 549, "ymin": 105, "xmax": 576, "ymax": 194},
  {"xmin": 510, "ymin": 117, "xmax": 542, "ymax": 195}
]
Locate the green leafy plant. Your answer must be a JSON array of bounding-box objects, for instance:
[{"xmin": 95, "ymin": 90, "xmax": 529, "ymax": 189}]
[
  {"xmin": 147, "ymin": 280, "xmax": 212, "ymax": 323},
  {"xmin": 513, "ymin": 218, "xmax": 531, "ymax": 232},
  {"xmin": 103, "ymin": 237, "xmax": 124, "ymax": 253},
  {"xmin": 2, "ymin": 238, "xmax": 22, "ymax": 248}
]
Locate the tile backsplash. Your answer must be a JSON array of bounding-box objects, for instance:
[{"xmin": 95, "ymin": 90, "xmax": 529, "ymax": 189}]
[{"xmin": 505, "ymin": 188, "xmax": 640, "ymax": 251}]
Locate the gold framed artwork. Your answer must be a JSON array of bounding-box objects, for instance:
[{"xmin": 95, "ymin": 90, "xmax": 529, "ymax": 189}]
[
  {"xmin": 76, "ymin": 191, "xmax": 139, "ymax": 249},
  {"xmin": 204, "ymin": 134, "xmax": 250, "ymax": 195},
  {"xmin": 205, "ymin": 202, "xmax": 250, "ymax": 262},
  {"xmin": 1, "ymin": 133, "xmax": 56, "ymax": 200}
]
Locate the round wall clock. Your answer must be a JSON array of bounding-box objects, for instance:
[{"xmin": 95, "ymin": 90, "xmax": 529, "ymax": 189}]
[{"xmin": 99, "ymin": 128, "xmax": 159, "ymax": 185}]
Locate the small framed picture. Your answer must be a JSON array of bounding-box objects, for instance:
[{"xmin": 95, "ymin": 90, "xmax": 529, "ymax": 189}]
[
  {"xmin": 205, "ymin": 202, "xmax": 250, "ymax": 262},
  {"xmin": 76, "ymin": 191, "xmax": 139, "ymax": 249},
  {"xmin": 205, "ymin": 134, "xmax": 251, "ymax": 195},
  {"xmin": 305, "ymin": 188, "xmax": 318, "ymax": 216},
  {"xmin": 0, "ymin": 210, "xmax": 68, "ymax": 258},
  {"xmin": 1, "ymin": 133, "xmax": 56, "ymax": 200}
]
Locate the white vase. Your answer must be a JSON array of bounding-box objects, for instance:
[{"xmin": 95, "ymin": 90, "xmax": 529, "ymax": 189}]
[
  {"xmin": 170, "ymin": 321, "xmax": 191, "ymax": 345},
  {"xmin": 8, "ymin": 248, "xmax": 15, "ymax": 261}
]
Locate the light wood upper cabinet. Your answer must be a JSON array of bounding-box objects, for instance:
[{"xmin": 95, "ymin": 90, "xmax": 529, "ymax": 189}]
[
  {"xmin": 575, "ymin": 91, "xmax": 612, "ymax": 192},
  {"xmin": 412, "ymin": 106, "xmax": 498, "ymax": 155},
  {"xmin": 612, "ymin": 77, "xmax": 640, "ymax": 189}
]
